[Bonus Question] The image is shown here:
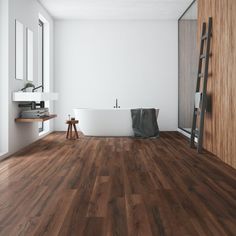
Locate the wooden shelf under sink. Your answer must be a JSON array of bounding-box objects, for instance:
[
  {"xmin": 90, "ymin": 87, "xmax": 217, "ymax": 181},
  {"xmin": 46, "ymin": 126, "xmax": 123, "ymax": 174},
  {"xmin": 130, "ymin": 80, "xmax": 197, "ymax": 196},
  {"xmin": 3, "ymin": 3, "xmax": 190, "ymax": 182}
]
[{"xmin": 15, "ymin": 114, "xmax": 57, "ymax": 123}]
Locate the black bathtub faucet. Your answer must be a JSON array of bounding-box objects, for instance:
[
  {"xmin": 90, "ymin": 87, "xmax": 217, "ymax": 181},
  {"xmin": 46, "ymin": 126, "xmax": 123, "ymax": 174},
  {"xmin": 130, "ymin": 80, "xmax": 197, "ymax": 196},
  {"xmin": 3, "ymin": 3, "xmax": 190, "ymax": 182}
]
[{"xmin": 114, "ymin": 98, "xmax": 120, "ymax": 109}]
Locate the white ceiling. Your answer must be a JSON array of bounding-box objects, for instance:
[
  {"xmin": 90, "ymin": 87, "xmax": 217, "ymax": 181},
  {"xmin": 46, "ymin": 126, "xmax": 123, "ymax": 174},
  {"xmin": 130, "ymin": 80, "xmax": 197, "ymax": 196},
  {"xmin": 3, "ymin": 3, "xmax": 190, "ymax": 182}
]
[{"xmin": 38, "ymin": 0, "xmax": 194, "ymax": 20}]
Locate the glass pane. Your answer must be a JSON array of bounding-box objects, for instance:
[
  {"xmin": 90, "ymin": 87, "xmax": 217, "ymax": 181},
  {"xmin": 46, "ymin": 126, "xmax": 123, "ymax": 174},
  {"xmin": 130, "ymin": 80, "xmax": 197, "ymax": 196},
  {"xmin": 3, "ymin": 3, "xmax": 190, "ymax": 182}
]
[
  {"xmin": 178, "ymin": 1, "xmax": 198, "ymax": 133},
  {"xmin": 38, "ymin": 21, "xmax": 44, "ymax": 133},
  {"xmin": 38, "ymin": 21, "xmax": 43, "ymax": 89}
]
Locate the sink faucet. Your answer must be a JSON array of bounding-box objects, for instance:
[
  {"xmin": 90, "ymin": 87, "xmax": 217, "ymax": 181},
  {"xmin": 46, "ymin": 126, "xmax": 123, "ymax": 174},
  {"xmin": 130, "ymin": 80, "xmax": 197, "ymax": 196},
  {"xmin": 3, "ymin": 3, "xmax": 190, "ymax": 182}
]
[
  {"xmin": 32, "ymin": 85, "xmax": 44, "ymax": 92},
  {"xmin": 113, "ymin": 98, "xmax": 120, "ymax": 109}
]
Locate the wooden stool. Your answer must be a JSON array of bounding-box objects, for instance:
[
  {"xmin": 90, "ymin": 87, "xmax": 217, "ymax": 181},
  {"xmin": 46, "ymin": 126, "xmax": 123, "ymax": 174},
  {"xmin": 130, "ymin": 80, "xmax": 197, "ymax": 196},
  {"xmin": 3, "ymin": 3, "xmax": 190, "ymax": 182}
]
[{"xmin": 66, "ymin": 120, "xmax": 79, "ymax": 139}]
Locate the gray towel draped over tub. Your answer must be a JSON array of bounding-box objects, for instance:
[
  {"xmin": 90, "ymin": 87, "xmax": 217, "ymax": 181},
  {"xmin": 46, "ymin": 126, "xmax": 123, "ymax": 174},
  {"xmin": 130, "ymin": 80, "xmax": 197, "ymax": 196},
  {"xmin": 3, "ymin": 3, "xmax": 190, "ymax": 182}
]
[{"xmin": 131, "ymin": 108, "xmax": 160, "ymax": 138}]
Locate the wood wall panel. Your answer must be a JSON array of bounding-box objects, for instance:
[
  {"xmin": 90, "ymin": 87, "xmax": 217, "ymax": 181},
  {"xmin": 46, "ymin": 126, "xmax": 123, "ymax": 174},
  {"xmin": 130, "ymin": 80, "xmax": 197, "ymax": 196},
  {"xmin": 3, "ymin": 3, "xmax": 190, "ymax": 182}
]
[{"xmin": 198, "ymin": 0, "xmax": 236, "ymax": 168}]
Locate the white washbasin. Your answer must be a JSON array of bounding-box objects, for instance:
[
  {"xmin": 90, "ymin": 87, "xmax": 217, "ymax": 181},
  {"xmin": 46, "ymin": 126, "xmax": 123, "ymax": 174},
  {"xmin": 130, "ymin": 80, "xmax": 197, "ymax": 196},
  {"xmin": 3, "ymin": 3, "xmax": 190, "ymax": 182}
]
[{"xmin": 13, "ymin": 92, "xmax": 58, "ymax": 102}]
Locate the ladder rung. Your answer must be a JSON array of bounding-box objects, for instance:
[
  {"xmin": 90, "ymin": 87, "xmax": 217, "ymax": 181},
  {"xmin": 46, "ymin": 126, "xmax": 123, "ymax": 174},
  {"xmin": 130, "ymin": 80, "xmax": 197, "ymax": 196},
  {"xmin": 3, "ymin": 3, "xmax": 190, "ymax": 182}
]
[
  {"xmin": 201, "ymin": 33, "xmax": 212, "ymax": 40},
  {"xmin": 200, "ymin": 53, "xmax": 212, "ymax": 60},
  {"xmin": 193, "ymin": 130, "xmax": 199, "ymax": 137},
  {"xmin": 200, "ymin": 54, "xmax": 206, "ymax": 59}
]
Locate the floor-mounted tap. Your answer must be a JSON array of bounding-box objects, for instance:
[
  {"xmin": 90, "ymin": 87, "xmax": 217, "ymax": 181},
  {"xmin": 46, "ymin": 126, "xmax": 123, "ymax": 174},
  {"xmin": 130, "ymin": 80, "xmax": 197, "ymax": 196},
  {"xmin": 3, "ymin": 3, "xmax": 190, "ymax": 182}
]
[{"xmin": 113, "ymin": 98, "xmax": 120, "ymax": 109}]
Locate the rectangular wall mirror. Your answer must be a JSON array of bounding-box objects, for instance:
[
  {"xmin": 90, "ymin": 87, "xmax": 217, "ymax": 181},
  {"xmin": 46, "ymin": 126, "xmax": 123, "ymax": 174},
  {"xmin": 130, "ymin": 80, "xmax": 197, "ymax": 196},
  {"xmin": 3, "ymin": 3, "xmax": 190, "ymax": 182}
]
[
  {"xmin": 15, "ymin": 20, "xmax": 24, "ymax": 80},
  {"xmin": 27, "ymin": 28, "xmax": 34, "ymax": 81}
]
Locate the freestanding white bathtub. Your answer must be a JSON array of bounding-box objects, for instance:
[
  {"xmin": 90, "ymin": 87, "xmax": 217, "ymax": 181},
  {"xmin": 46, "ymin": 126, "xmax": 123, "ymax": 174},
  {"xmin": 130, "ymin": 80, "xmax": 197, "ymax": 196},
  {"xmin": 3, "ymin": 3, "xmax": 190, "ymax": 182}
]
[{"xmin": 74, "ymin": 108, "xmax": 159, "ymax": 137}]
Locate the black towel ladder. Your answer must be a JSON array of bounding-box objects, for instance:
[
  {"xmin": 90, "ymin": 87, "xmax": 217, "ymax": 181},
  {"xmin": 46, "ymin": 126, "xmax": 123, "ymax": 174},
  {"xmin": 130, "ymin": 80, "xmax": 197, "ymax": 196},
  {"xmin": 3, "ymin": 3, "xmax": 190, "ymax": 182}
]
[{"xmin": 190, "ymin": 17, "xmax": 213, "ymax": 153}]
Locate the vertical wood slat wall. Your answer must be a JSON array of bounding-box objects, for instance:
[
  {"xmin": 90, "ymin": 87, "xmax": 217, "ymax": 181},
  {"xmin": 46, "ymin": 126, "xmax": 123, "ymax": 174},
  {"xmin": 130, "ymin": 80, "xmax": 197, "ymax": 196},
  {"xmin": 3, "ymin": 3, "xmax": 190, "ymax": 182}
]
[{"xmin": 198, "ymin": 0, "xmax": 236, "ymax": 168}]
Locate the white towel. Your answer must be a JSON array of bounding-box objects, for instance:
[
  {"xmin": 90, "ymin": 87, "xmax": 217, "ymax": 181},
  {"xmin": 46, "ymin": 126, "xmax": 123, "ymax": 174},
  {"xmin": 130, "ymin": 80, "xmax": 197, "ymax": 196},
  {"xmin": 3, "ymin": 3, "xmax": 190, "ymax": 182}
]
[{"xmin": 195, "ymin": 92, "xmax": 202, "ymax": 109}]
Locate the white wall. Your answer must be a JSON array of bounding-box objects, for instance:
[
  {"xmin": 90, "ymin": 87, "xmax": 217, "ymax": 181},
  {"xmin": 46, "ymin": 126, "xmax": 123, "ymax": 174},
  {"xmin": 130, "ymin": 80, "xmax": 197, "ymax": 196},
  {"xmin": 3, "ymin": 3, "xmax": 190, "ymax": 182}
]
[
  {"xmin": 55, "ymin": 20, "xmax": 178, "ymax": 131},
  {"xmin": 0, "ymin": 0, "xmax": 9, "ymax": 156},
  {"xmin": 0, "ymin": 0, "xmax": 54, "ymax": 160}
]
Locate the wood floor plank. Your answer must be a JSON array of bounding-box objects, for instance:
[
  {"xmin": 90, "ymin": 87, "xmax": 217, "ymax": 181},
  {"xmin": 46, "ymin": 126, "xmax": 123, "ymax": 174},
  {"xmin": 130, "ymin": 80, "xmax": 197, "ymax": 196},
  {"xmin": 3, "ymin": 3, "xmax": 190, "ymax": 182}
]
[
  {"xmin": 32, "ymin": 190, "xmax": 77, "ymax": 236},
  {"xmin": 87, "ymin": 176, "xmax": 111, "ymax": 217},
  {"xmin": 0, "ymin": 132, "xmax": 235, "ymax": 236},
  {"xmin": 125, "ymin": 194, "xmax": 153, "ymax": 236},
  {"xmin": 105, "ymin": 197, "xmax": 128, "ymax": 236}
]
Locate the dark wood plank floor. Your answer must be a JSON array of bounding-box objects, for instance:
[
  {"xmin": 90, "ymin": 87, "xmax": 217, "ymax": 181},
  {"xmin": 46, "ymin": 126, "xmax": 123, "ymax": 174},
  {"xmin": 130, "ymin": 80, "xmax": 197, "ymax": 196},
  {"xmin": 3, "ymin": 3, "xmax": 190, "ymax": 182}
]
[{"xmin": 0, "ymin": 132, "xmax": 236, "ymax": 236}]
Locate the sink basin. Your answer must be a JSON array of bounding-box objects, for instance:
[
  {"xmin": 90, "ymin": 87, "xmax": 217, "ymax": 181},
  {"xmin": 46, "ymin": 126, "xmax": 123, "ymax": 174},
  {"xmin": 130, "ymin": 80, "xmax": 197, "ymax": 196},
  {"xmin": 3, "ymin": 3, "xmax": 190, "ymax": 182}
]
[{"xmin": 13, "ymin": 92, "xmax": 59, "ymax": 102}]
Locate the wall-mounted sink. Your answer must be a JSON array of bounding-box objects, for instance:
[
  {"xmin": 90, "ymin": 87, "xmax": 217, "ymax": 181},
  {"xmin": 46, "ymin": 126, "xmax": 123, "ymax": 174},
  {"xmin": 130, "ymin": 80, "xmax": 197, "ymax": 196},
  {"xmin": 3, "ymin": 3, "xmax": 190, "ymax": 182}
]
[{"xmin": 13, "ymin": 92, "xmax": 59, "ymax": 102}]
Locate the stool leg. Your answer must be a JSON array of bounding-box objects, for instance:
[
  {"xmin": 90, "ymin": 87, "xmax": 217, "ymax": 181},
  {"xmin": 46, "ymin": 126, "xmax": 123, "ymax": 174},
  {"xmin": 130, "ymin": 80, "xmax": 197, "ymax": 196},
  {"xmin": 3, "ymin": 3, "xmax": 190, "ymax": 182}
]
[
  {"xmin": 66, "ymin": 124, "xmax": 70, "ymax": 139},
  {"xmin": 71, "ymin": 124, "xmax": 74, "ymax": 139},
  {"xmin": 73, "ymin": 124, "xmax": 79, "ymax": 139},
  {"xmin": 70, "ymin": 124, "xmax": 73, "ymax": 139}
]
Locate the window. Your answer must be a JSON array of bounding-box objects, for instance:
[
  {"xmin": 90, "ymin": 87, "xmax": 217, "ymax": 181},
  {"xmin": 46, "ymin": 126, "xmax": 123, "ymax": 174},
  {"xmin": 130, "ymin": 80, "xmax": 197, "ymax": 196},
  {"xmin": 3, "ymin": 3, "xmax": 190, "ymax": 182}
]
[
  {"xmin": 38, "ymin": 20, "xmax": 44, "ymax": 133},
  {"xmin": 38, "ymin": 14, "xmax": 51, "ymax": 136}
]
